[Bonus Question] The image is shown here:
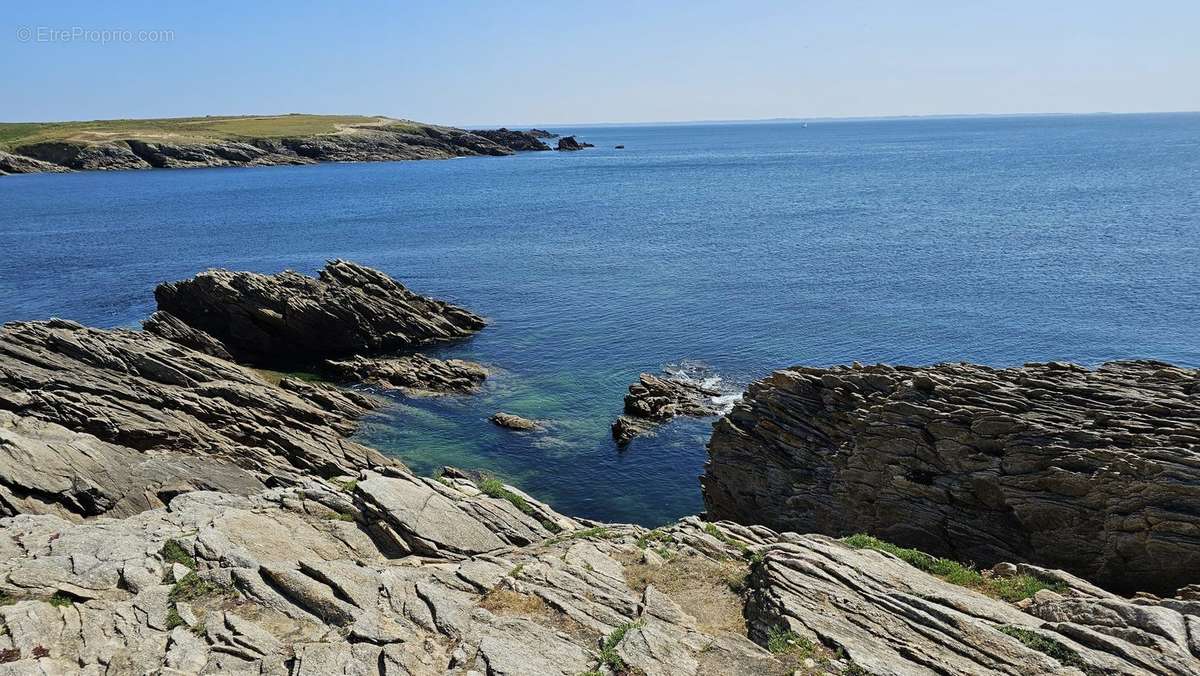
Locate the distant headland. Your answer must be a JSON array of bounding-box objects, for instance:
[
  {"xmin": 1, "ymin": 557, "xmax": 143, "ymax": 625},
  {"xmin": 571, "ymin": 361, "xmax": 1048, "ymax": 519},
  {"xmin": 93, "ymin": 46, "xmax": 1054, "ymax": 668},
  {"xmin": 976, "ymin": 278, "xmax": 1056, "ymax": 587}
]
[{"xmin": 0, "ymin": 113, "xmax": 583, "ymax": 175}]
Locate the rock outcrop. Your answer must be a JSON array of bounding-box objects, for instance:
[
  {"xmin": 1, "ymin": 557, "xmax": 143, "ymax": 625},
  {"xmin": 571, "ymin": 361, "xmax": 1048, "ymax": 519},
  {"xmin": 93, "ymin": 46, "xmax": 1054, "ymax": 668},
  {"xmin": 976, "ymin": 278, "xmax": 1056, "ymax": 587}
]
[
  {"xmin": 555, "ymin": 135, "xmax": 594, "ymax": 151},
  {"xmin": 705, "ymin": 360, "xmax": 1200, "ymax": 593},
  {"xmin": 613, "ymin": 372, "xmax": 724, "ymax": 446},
  {"xmin": 150, "ymin": 260, "xmax": 485, "ymax": 368},
  {"xmin": 0, "ymin": 124, "xmax": 560, "ymax": 174},
  {"xmin": 468, "ymin": 128, "xmax": 551, "ymax": 152},
  {"xmin": 0, "ymin": 481, "xmax": 1192, "ymax": 675},
  {"xmin": 528, "ymin": 128, "xmax": 557, "ymax": 138},
  {"xmin": 0, "ymin": 319, "xmax": 393, "ymax": 518},
  {"xmin": 323, "ymin": 354, "xmax": 487, "ymax": 395},
  {"xmin": 489, "ymin": 412, "xmax": 542, "ymax": 431}
]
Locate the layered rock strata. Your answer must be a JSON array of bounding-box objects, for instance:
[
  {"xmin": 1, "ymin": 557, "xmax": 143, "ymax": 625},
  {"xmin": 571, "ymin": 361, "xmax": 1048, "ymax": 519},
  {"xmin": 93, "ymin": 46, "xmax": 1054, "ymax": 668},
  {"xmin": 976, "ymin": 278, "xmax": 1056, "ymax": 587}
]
[
  {"xmin": 704, "ymin": 360, "xmax": 1200, "ymax": 593},
  {"xmin": 323, "ymin": 354, "xmax": 487, "ymax": 395},
  {"xmin": 468, "ymin": 128, "xmax": 551, "ymax": 151},
  {"xmin": 0, "ymin": 483, "xmax": 1192, "ymax": 674},
  {"xmin": 150, "ymin": 260, "xmax": 485, "ymax": 368},
  {"xmin": 0, "ymin": 319, "xmax": 393, "ymax": 518},
  {"xmin": 613, "ymin": 372, "xmax": 724, "ymax": 446}
]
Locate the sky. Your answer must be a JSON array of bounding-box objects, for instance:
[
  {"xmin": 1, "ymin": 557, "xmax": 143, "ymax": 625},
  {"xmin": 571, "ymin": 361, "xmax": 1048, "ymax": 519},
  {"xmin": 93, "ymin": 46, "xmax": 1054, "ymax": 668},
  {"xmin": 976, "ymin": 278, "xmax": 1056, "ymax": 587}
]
[{"xmin": 3, "ymin": 0, "xmax": 1198, "ymax": 126}]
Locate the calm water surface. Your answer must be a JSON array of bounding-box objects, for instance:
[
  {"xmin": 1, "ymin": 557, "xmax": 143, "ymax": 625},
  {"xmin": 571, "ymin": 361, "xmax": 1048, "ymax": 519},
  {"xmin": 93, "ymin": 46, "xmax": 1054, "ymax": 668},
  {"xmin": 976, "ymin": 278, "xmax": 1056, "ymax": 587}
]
[{"xmin": 3, "ymin": 114, "xmax": 1198, "ymax": 524}]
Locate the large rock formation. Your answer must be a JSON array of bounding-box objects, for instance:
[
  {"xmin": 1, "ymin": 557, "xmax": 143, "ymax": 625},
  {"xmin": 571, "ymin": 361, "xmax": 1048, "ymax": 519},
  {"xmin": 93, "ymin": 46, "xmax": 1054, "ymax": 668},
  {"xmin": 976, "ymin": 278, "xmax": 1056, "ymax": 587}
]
[
  {"xmin": 704, "ymin": 360, "xmax": 1200, "ymax": 593},
  {"xmin": 150, "ymin": 260, "xmax": 486, "ymax": 368},
  {"xmin": 0, "ymin": 319, "xmax": 393, "ymax": 518},
  {"xmin": 555, "ymin": 135, "xmax": 594, "ymax": 151},
  {"xmin": 468, "ymin": 128, "xmax": 552, "ymax": 152},
  {"xmin": 612, "ymin": 372, "xmax": 724, "ymax": 446}
]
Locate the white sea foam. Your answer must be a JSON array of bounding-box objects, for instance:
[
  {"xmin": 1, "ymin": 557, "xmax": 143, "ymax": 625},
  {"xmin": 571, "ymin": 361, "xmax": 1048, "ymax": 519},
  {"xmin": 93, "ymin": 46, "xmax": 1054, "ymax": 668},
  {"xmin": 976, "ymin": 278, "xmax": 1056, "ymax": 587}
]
[{"xmin": 662, "ymin": 359, "xmax": 743, "ymax": 413}]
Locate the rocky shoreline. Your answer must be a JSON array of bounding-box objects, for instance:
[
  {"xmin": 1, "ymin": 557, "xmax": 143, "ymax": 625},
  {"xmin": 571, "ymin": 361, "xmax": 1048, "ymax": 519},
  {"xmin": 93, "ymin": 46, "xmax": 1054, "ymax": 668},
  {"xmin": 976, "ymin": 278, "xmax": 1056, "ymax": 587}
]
[
  {"xmin": 0, "ymin": 261, "xmax": 1197, "ymax": 673},
  {"xmin": 0, "ymin": 125, "xmax": 563, "ymax": 175}
]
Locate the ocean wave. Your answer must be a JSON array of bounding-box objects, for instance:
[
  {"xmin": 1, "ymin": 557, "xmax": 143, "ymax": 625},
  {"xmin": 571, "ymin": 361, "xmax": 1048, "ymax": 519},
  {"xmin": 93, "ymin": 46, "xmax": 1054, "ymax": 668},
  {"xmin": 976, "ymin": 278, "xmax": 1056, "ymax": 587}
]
[{"xmin": 662, "ymin": 359, "xmax": 743, "ymax": 412}]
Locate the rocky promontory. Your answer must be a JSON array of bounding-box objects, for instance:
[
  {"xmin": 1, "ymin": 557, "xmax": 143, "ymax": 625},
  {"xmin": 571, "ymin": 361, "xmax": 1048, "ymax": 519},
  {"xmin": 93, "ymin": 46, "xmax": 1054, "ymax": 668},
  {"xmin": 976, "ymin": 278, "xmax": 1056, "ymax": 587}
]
[
  {"xmin": 556, "ymin": 135, "xmax": 595, "ymax": 151},
  {"xmin": 0, "ymin": 115, "xmax": 560, "ymax": 175},
  {"xmin": 150, "ymin": 260, "xmax": 485, "ymax": 368},
  {"xmin": 704, "ymin": 360, "xmax": 1200, "ymax": 594}
]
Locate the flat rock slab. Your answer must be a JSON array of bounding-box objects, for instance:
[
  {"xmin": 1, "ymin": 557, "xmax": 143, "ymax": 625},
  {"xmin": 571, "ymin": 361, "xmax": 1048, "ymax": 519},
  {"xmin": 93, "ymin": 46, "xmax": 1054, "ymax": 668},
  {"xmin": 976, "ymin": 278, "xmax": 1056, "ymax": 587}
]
[{"xmin": 324, "ymin": 354, "xmax": 487, "ymax": 394}]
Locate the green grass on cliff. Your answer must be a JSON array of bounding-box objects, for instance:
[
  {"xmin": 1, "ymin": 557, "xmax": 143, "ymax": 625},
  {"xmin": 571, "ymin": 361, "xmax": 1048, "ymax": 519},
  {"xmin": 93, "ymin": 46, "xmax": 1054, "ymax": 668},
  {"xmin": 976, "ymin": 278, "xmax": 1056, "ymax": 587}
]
[
  {"xmin": 842, "ymin": 534, "xmax": 1065, "ymax": 602},
  {"xmin": 0, "ymin": 114, "xmax": 427, "ymax": 150}
]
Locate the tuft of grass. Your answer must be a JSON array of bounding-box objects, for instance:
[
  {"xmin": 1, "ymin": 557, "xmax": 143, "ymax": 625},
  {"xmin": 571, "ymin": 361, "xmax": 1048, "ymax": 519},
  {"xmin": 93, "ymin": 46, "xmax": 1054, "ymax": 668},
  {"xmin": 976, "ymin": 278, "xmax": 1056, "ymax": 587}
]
[
  {"xmin": 597, "ymin": 620, "xmax": 645, "ymax": 671},
  {"xmin": 0, "ymin": 591, "xmax": 14, "ymax": 606},
  {"xmin": 325, "ymin": 511, "xmax": 356, "ymax": 522},
  {"xmin": 165, "ymin": 606, "xmax": 186, "ymax": 630},
  {"xmin": 842, "ymin": 534, "xmax": 1065, "ymax": 602},
  {"xmin": 508, "ymin": 564, "xmax": 524, "ymax": 578},
  {"xmin": 48, "ymin": 591, "xmax": 75, "ymax": 607},
  {"xmin": 168, "ymin": 572, "xmax": 230, "ymax": 603},
  {"xmin": 330, "ymin": 478, "xmax": 358, "ymax": 494},
  {"xmin": 637, "ymin": 529, "xmax": 675, "ymax": 549},
  {"xmin": 766, "ymin": 625, "xmax": 815, "ymax": 657},
  {"xmin": 479, "ymin": 476, "xmax": 529, "ymax": 512},
  {"xmin": 998, "ymin": 626, "xmax": 1099, "ymax": 674},
  {"xmin": 160, "ymin": 540, "xmax": 196, "ymax": 570}
]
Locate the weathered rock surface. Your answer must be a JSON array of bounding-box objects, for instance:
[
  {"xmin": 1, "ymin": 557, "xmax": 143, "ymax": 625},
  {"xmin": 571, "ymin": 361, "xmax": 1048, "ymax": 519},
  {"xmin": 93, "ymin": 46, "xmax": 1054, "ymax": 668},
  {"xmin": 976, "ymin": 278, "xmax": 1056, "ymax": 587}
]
[
  {"xmin": 489, "ymin": 412, "xmax": 542, "ymax": 431},
  {"xmin": 705, "ymin": 360, "xmax": 1200, "ymax": 593},
  {"xmin": 323, "ymin": 354, "xmax": 487, "ymax": 394},
  {"xmin": 0, "ymin": 479, "xmax": 1191, "ymax": 675},
  {"xmin": 1, "ymin": 123, "xmax": 549, "ymax": 175},
  {"xmin": 0, "ymin": 319, "xmax": 393, "ymax": 517},
  {"xmin": 0, "ymin": 151, "xmax": 71, "ymax": 175},
  {"xmin": 469, "ymin": 128, "xmax": 552, "ymax": 151},
  {"xmin": 151, "ymin": 260, "xmax": 485, "ymax": 367},
  {"xmin": 746, "ymin": 531, "xmax": 1200, "ymax": 675},
  {"xmin": 613, "ymin": 372, "xmax": 723, "ymax": 446},
  {"xmin": 528, "ymin": 128, "xmax": 558, "ymax": 138},
  {"xmin": 555, "ymin": 135, "xmax": 594, "ymax": 151}
]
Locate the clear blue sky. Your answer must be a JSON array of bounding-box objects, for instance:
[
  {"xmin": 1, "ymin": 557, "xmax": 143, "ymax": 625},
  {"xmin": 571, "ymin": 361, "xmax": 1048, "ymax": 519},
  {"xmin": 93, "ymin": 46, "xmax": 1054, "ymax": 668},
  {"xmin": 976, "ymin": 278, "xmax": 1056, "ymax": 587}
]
[{"xmin": 4, "ymin": 0, "xmax": 1198, "ymax": 125}]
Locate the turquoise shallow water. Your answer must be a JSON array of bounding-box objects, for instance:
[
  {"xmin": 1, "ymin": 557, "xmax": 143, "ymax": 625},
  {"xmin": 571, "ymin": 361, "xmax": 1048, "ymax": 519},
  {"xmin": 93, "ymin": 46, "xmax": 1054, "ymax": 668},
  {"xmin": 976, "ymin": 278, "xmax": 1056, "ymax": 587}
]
[{"xmin": 2, "ymin": 113, "xmax": 1198, "ymax": 525}]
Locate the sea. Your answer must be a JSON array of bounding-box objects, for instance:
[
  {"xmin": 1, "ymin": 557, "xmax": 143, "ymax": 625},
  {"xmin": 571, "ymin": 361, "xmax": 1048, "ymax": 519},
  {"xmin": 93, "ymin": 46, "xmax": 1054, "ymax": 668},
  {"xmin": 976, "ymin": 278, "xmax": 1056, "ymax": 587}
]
[{"xmin": 3, "ymin": 113, "xmax": 1197, "ymax": 525}]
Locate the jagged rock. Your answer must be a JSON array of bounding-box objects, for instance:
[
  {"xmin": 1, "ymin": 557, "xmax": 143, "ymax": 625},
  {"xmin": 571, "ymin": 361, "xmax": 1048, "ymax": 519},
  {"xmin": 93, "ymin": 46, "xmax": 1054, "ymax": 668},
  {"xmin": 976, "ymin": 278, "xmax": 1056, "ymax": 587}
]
[
  {"xmin": 0, "ymin": 151, "xmax": 71, "ymax": 174},
  {"xmin": 612, "ymin": 373, "xmax": 723, "ymax": 446},
  {"xmin": 324, "ymin": 354, "xmax": 487, "ymax": 394},
  {"xmin": 142, "ymin": 310, "xmax": 235, "ymax": 360},
  {"xmin": 152, "ymin": 260, "xmax": 485, "ymax": 367},
  {"xmin": 0, "ymin": 319, "xmax": 393, "ymax": 517},
  {"xmin": 555, "ymin": 136, "xmax": 594, "ymax": 151},
  {"xmin": 705, "ymin": 360, "xmax": 1200, "ymax": 593},
  {"xmin": 745, "ymin": 531, "xmax": 1200, "ymax": 675},
  {"xmin": 489, "ymin": 412, "xmax": 541, "ymax": 431},
  {"xmin": 528, "ymin": 129, "xmax": 558, "ymax": 138},
  {"xmin": 469, "ymin": 128, "xmax": 552, "ymax": 151}
]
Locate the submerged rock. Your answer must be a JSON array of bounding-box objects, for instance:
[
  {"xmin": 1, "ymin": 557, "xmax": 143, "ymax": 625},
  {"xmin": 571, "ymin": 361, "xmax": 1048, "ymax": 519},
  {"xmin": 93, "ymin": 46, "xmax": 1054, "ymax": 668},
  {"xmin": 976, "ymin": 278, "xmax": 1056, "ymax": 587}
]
[
  {"xmin": 489, "ymin": 412, "xmax": 541, "ymax": 431},
  {"xmin": 151, "ymin": 260, "xmax": 485, "ymax": 368},
  {"xmin": 323, "ymin": 354, "xmax": 487, "ymax": 394},
  {"xmin": 705, "ymin": 360, "xmax": 1200, "ymax": 593},
  {"xmin": 612, "ymin": 372, "xmax": 723, "ymax": 446}
]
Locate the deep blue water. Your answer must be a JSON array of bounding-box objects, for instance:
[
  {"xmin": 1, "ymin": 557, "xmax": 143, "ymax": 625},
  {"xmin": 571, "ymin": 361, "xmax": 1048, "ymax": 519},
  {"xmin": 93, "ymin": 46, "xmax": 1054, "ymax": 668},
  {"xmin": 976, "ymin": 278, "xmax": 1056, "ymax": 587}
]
[{"xmin": 2, "ymin": 113, "xmax": 1198, "ymax": 525}]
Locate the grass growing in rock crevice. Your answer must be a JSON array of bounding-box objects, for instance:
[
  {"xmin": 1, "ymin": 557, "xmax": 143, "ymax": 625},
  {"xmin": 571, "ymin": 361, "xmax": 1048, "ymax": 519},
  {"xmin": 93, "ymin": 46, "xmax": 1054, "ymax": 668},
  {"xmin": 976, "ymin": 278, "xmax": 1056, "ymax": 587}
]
[
  {"xmin": 168, "ymin": 572, "xmax": 231, "ymax": 603},
  {"xmin": 842, "ymin": 534, "xmax": 1065, "ymax": 602},
  {"xmin": 595, "ymin": 619, "xmax": 645, "ymax": 672},
  {"xmin": 998, "ymin": 626, "xmax": 1100, "ymax": 675},
  {"xmin": 476, "ymin": 476, "xmax": 562, "ymax": 534},
  {"xmin": 160, "ymin": 540, "xmax": 196, "ymax": 570}
]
